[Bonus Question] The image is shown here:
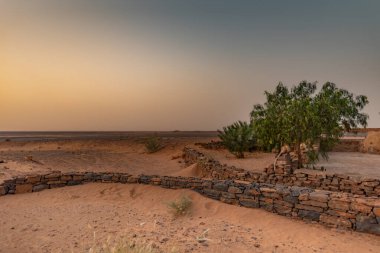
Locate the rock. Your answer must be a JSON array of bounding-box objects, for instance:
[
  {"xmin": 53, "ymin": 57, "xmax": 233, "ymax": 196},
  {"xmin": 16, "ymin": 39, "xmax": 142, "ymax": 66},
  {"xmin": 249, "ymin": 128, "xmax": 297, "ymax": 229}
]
[
  {"xmin": 15, "ymin": 184, "xmax": 33, "ymax": 194},
  {"xmin": 328, "ymin": 200, "xmax": 350, "ymax": 211},
  {"xmin": 239, "ymin": 198, "xmax": 259, "ymax": 208},
  {"xmin": 295, "ymin": 204, "xmax": 323, "ymax": 213},
  {"xmin": 0, "ymin": 185, "xmax": 6, "ymax": 195},
  {"xmin": 300, "ymin": 200, "xmax": 327, "ymax": 208},
  {"xmin": 356, "ymin": 215, "xmax": 380, "ymax": 235},
  {"xmin": 228, "ymin": 186, "xmax": 242, "ymax": 194},
  {"xmin": 374, "ymin": 207, "xmax": 380, "ymax": 217},
  {"xmin": 309, "ymin": 192, "xmax": 329, "ymax": 202},
  {"xmin": 32, "ymin": 184, "xmax": 49, "ymax": 192},
  {"xmin": 298, "ymin": 210, "xmax": 320, "ymax": 221},
  {"xmin": 202, "ymin": 189, "xmax": 221, "ymax": 200},
  {"xmin": 320, "ymin": 214, "xmax": 352, "ymax": 228},
  {"xmin": 213, "ymin": 182, "xmax": 229, "ymax": 192},
  {"xmin": 350, "ymin": 202, "xmax": 372, "ymax": 214}
]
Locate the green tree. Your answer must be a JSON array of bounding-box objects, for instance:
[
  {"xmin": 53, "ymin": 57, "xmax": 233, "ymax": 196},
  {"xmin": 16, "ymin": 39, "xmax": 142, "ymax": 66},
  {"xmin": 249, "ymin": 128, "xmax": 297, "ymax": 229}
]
[
  {"xmin": 250, "ymin": 81, "xmax": 369, "ymax": 168},
  {"xmin": 218, "ymin": 121, "xmax": 256, "ymax": 158}
]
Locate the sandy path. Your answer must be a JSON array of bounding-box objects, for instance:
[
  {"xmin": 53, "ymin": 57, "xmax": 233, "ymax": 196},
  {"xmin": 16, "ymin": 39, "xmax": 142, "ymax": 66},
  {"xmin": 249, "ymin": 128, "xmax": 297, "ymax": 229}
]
[{"xmin": 1, "ymin": 184, "xmax": 379, "ymax": 253}]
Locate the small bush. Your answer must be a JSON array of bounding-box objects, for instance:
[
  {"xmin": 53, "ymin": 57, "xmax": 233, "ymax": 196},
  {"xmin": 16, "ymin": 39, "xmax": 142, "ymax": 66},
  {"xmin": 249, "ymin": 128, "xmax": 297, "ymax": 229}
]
[
  {"xmin": 89, "ymin": 240, "xmax": 155, "ymax": 253},
  {"xmin": 167, "ymin": 196, "xmax": 192, "ymax": 217},
  {"xmin": 218, "ymin": 121, "xmax": 256, "ymax": 158},
  {"xmin": 144, "ymin": 136, "xmax": 164, "ymax": 153}
]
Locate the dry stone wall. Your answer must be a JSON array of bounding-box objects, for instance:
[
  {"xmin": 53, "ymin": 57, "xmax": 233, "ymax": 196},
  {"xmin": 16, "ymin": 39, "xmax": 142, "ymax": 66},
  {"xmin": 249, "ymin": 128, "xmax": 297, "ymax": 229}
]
[
  {"xmin": 0, "ymin": 171, "xmax": 379, "ymax": 235},
  {"xmin": 183, "ymin": 147, "xmax": 380, "ymax": 197}
]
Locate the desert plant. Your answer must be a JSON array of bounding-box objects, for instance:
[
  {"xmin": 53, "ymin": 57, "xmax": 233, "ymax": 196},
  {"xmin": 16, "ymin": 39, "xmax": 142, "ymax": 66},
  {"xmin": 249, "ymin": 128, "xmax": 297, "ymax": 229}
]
[
  {"xmin": 218, "ymin": 121, "xmax": 256, "ymax": 158},
  {"xmin": 144, "ymin": 136, "xmax": 164, "ymax": 153},
  {"xmin": 88, "ymin": 240, "xmax": 156, "ymax": 253},
  {"xmin": 167, "ymin": 196, "xmax": 192, "ymax": 217}
]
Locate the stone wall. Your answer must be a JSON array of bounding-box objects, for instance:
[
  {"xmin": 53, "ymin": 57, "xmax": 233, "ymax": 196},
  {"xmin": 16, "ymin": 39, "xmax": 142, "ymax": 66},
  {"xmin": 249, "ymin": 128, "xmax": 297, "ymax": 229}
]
[
  {"xmin": 0, "ymin": 171, "xmax": 379, "ymax": 235},
  {"xmin": 332, "ymin": 139, "xmax": 363, "ymax": 152},
  {"xmin": 183, "ymin": 147, "xmax": 380, "ymax": 197}
]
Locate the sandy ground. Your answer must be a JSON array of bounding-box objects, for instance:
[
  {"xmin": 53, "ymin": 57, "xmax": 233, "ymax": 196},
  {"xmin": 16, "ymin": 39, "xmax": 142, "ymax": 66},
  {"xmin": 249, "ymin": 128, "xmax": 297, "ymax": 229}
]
[
  {"xmin": 316, "ymin": 152, "xmax": 380, "ymax": 178},
  {"xmin": 1, "ymin": 183, "xmax": 380, "ymax": 253},
  {"xmin": 0, "ymin": 137, "xmax": 215, "ymax": 183},
  {"xmin": 1, "ymin": 134, "xmax": 380, "ymax": 252}
]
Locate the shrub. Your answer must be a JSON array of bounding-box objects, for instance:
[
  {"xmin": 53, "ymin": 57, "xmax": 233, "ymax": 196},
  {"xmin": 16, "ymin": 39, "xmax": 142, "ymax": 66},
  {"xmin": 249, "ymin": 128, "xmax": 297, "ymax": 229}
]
[
  {"xmin": 144, "ymin": 136, "xmax": 164, "ymax": 153},
  {"xmin": 218, "ymin": 121, "xmax": 256, "ymax": 158},
  {"xmin": 167, "ymin": 196, "xmax": 192, "ymax": 217}
]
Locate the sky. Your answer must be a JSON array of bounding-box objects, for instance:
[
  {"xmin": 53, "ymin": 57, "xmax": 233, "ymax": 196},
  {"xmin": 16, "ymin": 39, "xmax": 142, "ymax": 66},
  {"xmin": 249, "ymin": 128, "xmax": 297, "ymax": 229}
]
[{"xmin": 0, "ymin": 0, "xmax": 379, "ymax": 131}]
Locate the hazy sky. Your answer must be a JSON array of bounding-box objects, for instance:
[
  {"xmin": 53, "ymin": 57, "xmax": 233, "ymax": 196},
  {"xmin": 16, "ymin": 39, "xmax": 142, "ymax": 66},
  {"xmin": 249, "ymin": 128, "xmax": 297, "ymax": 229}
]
[{"xmin": 1, "ymin": 0, "xmax": 379, "ymax": 131}]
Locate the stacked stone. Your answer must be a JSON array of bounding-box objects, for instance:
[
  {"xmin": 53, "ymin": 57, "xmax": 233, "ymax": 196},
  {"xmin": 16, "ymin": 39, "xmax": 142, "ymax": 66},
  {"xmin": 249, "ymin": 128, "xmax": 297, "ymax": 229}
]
[
  {"xmin": 184, "ymin": 147, "xmax": 380, "ymax": 197},
  {"xmin": 1, "ymin": 171, "xmax": 380, "ymax": 235}
]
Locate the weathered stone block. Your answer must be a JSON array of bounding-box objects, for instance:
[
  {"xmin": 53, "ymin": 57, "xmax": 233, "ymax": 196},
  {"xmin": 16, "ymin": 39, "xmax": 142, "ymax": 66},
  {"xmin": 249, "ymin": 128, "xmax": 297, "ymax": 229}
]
[
  {"xmin": 239, "ymin": 197, "xmax": 259, "ymax": 208},
  {"xmin": 284, "ymin": 195, "xmax": 298, "ymax": 204},
  {"xmin": 25, "ymin": 175, "xmax": 41, "ymax": 184},
  {"xmin": 32, "ymin": 184, "xmax": 49, "ymax": 192},
  {"xmin": 320, "ymin": 214, "xmax": 352, "ymax": 228},
  {"xmin": 298, "ymin": 210, "xmax": 320, "ymax": 221},
  {"xmin": 221, "ymin": 192, "xmax": 236, "ymax": 199},
  {"xmin": 0, "ymin": 185, "xmax": 6, "ymax": 195},
  {"xmin": 300, "ymin": 200, "xmax": 327, "ymax": 208},
  {"xmin": 202, "ymin": 189, "xmax": 221, "ymax": 200},
  {"xmin": 374, "ymin": 207, "xmax": 380, "ymax": 217},
  {"xmin": 350, "ymin": 202, "xmax": 372, "ymax": 214},
  {"xmin": 274, "ymin": 204, "xmax": 292, "ymax": 215},
  {"xmin": 298, "ymin": 193, "xmax": 309, "ymax": 201},
  {"xmin": 213, "ymin": 182, "xmax": 229, "ymax": 192},
  {"xmin": 73, "ymin": 175, "xmax": 84, "ymax": 181},
  {"xmin": 67, "ymin": 181, "xmax": 82, "ymax": 186},
  {"xmin": 309, "ymin": 192, "xmax": 329, "ymax": 202},
  {"xmin": 60, "ymin": 175, "xmax": 72, "ymax": 181},
  {"xmin": 228, "ymin": 186, "xmax": 242, "ymax": 194},
  {"xmin": 15, "ymin": 184, "xmax": 33, "ymax": 194},
  {"xmin": 356, "ymin": 215, "xmax": 380, "ymax": 235},
  {"xmin": 326, "ymin": 210, "xmax": 355, "ymax": 219},
  {"xmin": 328, "ymin": 200, "xmax": 350, "ymax": 211},
  {"xmin": 295, "ymin": 204, "xmax": 323, "ymax": 213},
  {"xmin": 44, "ymin": 172, "xmax": 61, "ymax": 180}
]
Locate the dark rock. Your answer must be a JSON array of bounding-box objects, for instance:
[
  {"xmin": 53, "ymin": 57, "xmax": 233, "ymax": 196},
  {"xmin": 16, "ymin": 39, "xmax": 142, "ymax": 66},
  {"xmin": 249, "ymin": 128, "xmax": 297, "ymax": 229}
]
[
  {"xmin": 356, "ymin": 215, "xmax": 380, "ymax": 235},
  {"xmin": 298, "ymin": 210, "xmax": 321, "ymax": 221}
]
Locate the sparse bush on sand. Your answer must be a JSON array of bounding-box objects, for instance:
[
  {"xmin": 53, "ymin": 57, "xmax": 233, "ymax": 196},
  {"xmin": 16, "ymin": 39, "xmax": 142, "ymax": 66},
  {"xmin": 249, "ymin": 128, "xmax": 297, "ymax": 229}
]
[
  {"xmin": 88, "ymin": 240, "xmax": 155, "ymax": 253},
  {"xmin": 167, "ymin": 196, "xmax": 193, "ymax": 217},
  {"xmin": 218, "ymin": 121, "xmax": 256, "ymax": 158},
  {"xmin": 145, "ymin": 136, "xmax": 164, "ymax": 153},
  {"xmin": 87, "ymin": 235, "xmax": 179, "ymax": 253}
]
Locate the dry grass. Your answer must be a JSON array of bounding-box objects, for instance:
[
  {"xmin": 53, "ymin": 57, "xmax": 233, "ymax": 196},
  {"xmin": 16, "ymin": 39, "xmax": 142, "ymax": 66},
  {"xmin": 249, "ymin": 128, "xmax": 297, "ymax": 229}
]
[
  {"xmin": 145, "ymin": 136, "xmax": 164, "ymax": 153},
  {"xmin": 167, "ymin": 196, "xmax": 193, "ymax": 217}
]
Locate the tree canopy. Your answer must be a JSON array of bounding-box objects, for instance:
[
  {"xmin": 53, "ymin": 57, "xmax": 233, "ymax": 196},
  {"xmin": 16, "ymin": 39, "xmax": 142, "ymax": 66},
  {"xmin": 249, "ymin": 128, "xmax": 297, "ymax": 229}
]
[{"xmin": 250, "ymin": 81, "xmax": 369, "ymax": 168}]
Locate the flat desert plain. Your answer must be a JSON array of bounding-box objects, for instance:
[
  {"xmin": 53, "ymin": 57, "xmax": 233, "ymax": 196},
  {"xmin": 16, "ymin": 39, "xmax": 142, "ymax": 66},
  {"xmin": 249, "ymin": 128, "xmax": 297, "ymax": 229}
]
[{"xmin": 0, "ymin": 132, "xmax": 380, "ymax": 253}]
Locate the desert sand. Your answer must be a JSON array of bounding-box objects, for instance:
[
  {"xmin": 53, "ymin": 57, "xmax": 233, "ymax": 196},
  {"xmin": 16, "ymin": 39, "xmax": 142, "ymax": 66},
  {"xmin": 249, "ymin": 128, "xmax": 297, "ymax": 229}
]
[
  {"xmin": 1, "ymin": 183, "xmax": 380, "ymax": 253},
  {"xmin": 1, "ymin": 133, "xmax": 380, "ymax": 252}
]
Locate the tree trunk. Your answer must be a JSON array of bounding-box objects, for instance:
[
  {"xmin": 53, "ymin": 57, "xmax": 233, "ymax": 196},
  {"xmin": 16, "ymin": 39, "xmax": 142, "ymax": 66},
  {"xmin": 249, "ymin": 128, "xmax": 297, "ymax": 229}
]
[{"xmin": 297, "ymin": 141, "xmax": 303, "ymax": 169}]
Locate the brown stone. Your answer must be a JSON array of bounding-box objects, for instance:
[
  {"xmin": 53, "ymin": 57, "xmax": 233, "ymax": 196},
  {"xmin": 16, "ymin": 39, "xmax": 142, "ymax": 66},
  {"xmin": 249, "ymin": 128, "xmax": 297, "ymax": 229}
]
[
  {"xmin": 260, "ymin": 187, "xmax": 276, "ymax": 193},
  {"xmin": 73, "ymin": 175, "xmax": 84, "ymax": 181},
  {"xmin": 309, "ymin": 192, "xmax": 329, "ymax": 202},
  {"xmin": 25, "ymin": 175, "xmax": 41, "ymax": 184},
  {"xmin": 228, "ymin": 186, "xmax": 242, "ymax": 194},
  {"xmin": 60, "ymin": 175, "xmax": 72, "ymax": 181},
  {"xmin": 350, "ymin": 202, "xmax": 372, "ymax": 214},
  {"xmin": 326, "ymin": 210, "xmax": 356, "ymax": 219},
  {"xmin": 298, "ymin": 192, "xmax": 309, "ymax": 201},
  {"xmin": 374, "ymin": 207, "xmax": 380, "ymax": 217},
  {"xmin": 300, "ymin": 200, "xmax": 327, "ymax": 208},
  {"xmin": 320, "ymin": 214, "xmax": 352, "ymax": 228},
  {"xmin": 328, "ymin": 200, "xmax": 350, "ymax": 211},
  {"xmin": 295, "ymin": 204, "xmax": 323, "ymax": 213},
  {"xmin": 15, "ymin": 184, "xmax": 33, "ymax": 194}
]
